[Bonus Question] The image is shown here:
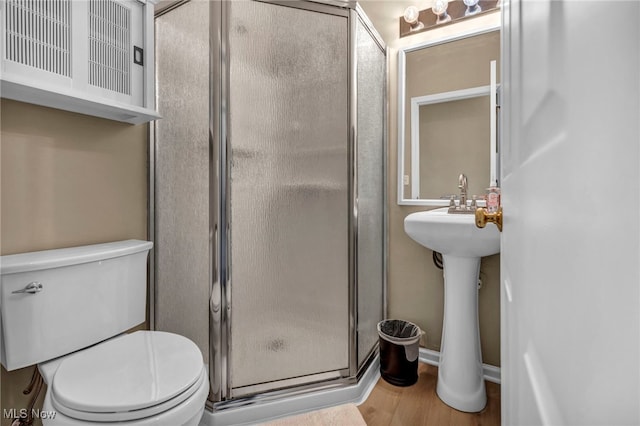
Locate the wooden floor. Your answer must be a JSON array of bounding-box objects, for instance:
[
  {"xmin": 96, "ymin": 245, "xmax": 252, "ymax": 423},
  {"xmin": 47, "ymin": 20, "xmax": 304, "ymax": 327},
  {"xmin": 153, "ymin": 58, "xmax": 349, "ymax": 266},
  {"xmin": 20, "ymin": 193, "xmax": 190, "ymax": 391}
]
[{"xmin": 358, "ymin": 363, "xmax": 500, "ymax": 426}]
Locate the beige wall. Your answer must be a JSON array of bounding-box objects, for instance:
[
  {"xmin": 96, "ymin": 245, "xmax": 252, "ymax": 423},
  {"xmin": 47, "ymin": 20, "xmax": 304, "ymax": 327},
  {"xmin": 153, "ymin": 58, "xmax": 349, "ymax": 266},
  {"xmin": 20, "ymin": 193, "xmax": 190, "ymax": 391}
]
[
  {"xmin": 359, "ymin": 1, "xmax": 502, "ymax": 367},
  {"xmin": 0, "ymin": 99, "xmax": 148, "ymax": 425},
  {"xmin": 419, "ymin": 96, "xmax": 491, "ymax": 199}
]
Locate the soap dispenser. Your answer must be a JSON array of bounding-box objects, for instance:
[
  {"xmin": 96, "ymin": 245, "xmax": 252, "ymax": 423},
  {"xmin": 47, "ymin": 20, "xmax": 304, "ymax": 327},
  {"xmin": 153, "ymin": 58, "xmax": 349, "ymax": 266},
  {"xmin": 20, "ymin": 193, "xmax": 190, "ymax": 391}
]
[{"xmin": 486, "ymin": 182, "xmax": 501, "ymax": 213}]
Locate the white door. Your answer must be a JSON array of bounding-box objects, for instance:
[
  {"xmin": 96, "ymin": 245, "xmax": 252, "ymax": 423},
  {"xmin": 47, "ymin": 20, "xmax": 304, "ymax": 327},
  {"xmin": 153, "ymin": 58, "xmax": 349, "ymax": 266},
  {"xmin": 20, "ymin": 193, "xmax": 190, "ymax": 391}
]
[{"xmin": 501, "ymin": 1, "xmax": 639, "ymax": 424}]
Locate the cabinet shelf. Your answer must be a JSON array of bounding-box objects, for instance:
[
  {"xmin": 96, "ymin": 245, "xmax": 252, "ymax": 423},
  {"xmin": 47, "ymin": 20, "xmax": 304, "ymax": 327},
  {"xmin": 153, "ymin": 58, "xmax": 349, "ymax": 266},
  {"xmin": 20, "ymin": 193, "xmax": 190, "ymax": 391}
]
[{"xmin": 1, "ymin": 0, "xmax": 159, "ymax": 124}]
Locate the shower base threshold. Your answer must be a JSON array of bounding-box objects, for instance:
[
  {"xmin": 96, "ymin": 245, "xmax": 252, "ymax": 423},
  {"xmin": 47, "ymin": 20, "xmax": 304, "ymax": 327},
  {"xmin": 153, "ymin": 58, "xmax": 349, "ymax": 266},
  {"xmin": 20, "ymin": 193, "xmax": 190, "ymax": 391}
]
[{"xmin": 199, "ymin": 356, "xmax": 380, "ymax": 426}]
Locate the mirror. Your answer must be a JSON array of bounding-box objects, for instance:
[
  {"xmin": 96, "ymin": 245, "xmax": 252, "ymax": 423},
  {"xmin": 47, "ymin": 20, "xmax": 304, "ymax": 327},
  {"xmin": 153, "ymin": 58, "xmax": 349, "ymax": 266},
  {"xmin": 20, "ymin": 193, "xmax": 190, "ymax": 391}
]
[{"xmin": 398, "ymin": 25, "xmax": 501, "ymax": 206}]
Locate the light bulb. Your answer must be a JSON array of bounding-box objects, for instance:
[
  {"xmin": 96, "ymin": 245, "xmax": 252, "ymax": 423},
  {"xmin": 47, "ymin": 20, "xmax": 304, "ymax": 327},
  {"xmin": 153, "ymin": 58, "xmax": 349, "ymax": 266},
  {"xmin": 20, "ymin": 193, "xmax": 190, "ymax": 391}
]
[
  {"xmin": 432, "ymin": 0, "xmax": 449, "ymax": 16},
  {"xmin": 403, "ymin": 6, "xmax": 424, "ymax": 31},
  {"xmin": 464, "ymin": 0, "xmax": 482, "ymax": 16},
  {"xmin": 432, "ymin": 0, "xmax": 451, "ymax": 24},
  {"xmin": 403, "ymin": 6, "xmax": 420, "ymax": 25}
]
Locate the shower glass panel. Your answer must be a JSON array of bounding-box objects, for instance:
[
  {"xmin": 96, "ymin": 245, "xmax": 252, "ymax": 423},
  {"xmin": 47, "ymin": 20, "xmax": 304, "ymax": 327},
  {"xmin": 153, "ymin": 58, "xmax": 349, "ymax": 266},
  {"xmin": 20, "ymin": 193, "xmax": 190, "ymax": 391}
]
[
  {"xmin": 228, "ymin": 1, "xmax": 350, "ymax": 393},
  {"xmin": 154, "ymin": 1, "xmax": 210, "ymax": 360},
  {"xmin": 355, "ymin": 17, "xmax": 386, "ymax": 368}
]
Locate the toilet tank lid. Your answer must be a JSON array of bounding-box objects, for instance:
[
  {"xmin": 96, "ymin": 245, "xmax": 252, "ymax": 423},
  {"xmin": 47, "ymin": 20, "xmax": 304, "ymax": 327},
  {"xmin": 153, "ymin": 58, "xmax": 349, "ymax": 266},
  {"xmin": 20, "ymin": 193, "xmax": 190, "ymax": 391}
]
[{"xmin": 0, "ymin": 240, "xmax": 153, "ymax": 275}]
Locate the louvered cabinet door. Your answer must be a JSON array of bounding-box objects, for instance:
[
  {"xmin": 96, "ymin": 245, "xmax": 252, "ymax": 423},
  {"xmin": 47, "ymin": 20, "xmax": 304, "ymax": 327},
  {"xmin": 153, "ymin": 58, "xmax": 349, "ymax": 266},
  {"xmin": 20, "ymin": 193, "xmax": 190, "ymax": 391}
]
[
  {"xmin": 2, "ymin": 0, "xmax": 74, "ymax": 89},
  {"xmin": 83, "ymin": 0, "xmax": 144, "ymax": 107}
]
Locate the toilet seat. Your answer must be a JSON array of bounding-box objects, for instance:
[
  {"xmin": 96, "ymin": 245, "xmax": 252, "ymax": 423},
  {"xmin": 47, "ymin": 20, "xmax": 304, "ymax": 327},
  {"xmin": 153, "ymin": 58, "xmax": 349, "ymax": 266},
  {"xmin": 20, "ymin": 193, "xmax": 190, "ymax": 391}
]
[{"xmin": 48, "ymin": 331, "xmax": 204, "ymax": 422}]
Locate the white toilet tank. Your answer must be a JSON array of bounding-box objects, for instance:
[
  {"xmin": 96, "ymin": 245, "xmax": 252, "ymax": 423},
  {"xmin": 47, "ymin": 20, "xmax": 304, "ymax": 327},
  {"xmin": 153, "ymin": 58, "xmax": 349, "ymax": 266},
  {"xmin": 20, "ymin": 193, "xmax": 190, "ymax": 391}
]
[{"xmin": 0, "ymin": 240, "xmax": 152, "ymax": 371}]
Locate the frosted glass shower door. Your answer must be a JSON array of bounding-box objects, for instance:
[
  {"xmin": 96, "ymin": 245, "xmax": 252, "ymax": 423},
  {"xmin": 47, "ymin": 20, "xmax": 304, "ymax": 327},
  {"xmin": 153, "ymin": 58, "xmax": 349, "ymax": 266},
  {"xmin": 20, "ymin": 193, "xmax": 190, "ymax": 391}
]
[
  {"xmin": 356, "ymin": 17, "xmax": 386, "ymax": 368},
  {"xmin": 228, "ymin": 1, "xmax": 350, "ymax": 393}
]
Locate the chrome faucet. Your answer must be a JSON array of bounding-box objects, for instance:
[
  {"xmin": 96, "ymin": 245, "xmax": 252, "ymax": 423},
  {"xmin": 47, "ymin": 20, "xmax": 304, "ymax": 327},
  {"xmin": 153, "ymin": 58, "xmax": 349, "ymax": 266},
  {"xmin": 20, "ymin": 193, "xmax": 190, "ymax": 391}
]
[
  {"xmin": 458, "ymin": 173, "xmax": 468, "ymax": 207},
  {"xmin": 448, "ymin": 173, "xmax": 475, "ymax": 214}
]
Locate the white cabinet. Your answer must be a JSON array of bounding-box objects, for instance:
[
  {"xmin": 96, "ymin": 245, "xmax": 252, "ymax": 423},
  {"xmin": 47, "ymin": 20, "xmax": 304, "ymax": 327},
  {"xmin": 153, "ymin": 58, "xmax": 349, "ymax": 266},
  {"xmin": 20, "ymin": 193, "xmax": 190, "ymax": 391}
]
[{"xmin": 1, "ymin": 0, "xmax": 159, "ymax": 124}]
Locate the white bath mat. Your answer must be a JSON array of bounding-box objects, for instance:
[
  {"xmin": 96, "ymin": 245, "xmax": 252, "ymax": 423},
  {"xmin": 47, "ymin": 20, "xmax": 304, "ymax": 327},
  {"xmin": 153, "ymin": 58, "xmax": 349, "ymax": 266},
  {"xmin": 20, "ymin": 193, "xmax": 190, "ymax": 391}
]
[{"xmin": 261, "ymin": 403, "xmax": 366, "ymax": 426}]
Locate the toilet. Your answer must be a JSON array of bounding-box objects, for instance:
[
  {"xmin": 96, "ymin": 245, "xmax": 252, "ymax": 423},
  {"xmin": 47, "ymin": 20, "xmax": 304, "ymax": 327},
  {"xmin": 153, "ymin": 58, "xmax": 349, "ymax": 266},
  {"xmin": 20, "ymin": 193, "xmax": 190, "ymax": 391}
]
[{"xmin": 0, "ymin": 240, "xmax": 209, "ymax": 425}]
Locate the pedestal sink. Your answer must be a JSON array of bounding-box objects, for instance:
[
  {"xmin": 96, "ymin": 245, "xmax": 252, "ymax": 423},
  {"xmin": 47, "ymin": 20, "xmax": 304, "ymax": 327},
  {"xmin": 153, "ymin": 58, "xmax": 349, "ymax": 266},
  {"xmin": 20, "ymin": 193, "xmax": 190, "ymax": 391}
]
[{"xmin": 404, "ymin": 207, "xmax": 500, "ymax": 412}]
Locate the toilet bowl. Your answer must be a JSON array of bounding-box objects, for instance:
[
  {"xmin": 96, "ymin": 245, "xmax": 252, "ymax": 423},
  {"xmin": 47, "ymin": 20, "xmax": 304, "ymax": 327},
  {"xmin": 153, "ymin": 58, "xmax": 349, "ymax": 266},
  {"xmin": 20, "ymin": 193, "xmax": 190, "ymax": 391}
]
[
  {"xmin": 38, "ymin": 331, "xmax": 208, "ymax": 425},
  {"xmin": 0, "ymin": 240, "xmax": 209, "ymax": 426}
]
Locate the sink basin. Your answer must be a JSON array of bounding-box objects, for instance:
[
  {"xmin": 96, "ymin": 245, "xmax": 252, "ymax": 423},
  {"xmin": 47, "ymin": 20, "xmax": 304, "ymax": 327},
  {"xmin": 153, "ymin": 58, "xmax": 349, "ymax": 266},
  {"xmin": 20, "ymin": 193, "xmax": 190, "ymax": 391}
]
[
  {"xmin": 403, "ymin": 207, "xmax": 500, "ymax": 412},
  {"xmin": 404, "ymin": 207, "xmax": 499, "ymax": 257}
]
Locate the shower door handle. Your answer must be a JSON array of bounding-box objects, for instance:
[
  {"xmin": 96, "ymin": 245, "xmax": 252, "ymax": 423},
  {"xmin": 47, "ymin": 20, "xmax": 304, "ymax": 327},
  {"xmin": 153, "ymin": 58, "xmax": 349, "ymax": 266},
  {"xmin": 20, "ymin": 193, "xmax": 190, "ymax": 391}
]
[{"xmin": 12, "ymin": 282, "xmax": 43, "ymax": 294}]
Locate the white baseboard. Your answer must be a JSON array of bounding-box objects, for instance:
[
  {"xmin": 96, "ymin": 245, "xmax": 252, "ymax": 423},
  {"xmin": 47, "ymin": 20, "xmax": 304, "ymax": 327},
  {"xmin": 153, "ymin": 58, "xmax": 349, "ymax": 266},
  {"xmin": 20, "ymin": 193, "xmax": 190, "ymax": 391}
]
[{"xmin": 419, "ymin": 347, "xmax": 501, "ymax": 384}]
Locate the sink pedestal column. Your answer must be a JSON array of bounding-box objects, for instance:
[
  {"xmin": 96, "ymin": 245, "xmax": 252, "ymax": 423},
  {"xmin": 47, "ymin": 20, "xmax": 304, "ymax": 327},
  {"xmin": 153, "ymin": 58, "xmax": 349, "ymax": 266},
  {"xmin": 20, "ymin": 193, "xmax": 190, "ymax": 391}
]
[{"xmin": 437, "ymin": 254, "xmax": 486, "ymax": 412}]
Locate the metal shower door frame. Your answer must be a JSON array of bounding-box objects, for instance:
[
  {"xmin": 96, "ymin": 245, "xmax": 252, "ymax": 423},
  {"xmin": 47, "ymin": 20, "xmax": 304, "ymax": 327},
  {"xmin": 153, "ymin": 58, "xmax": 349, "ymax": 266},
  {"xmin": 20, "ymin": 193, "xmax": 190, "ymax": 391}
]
[
  {"xmin": 207, "ymin": 0, "xmax": 387, "ymax": 407},
  {"xmin": 352, "ymin": 2, "xmax": 388, "ymax": 374}
]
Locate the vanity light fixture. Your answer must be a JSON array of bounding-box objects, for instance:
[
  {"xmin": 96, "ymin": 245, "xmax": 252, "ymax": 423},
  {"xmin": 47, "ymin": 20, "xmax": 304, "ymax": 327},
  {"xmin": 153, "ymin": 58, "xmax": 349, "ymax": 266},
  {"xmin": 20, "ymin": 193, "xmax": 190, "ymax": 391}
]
[
  {"xmin": 403, "ymin": 6, "xmax": 425, "ymax": 31},
  {"xmin": 399, "ymin": 0, "xmax": 500, "ymax": 38},
  {"xmin": 464, "ymin": 0, "xmax": 482, "ymax": 16},
  {"xmin": 432, "ymin": 0, "xmax": 452, "ymax": 24}
]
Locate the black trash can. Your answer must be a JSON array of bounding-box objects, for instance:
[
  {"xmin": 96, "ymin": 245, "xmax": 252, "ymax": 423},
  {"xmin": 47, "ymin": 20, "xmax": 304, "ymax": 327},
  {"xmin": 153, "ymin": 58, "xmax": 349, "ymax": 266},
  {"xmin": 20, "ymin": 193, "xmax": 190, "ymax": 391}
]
[{"xmin": 377, "ymin": 319, "xmax": 422, "ymax": 386}]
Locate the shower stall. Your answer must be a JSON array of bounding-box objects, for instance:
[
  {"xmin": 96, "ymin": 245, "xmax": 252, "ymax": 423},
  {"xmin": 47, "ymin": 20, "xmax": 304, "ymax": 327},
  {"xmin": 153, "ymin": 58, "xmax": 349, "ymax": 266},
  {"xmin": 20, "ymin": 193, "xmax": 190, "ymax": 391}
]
[{"xmin": 152, "ymin": 0, "xmax": 386, "ymax": 415}]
